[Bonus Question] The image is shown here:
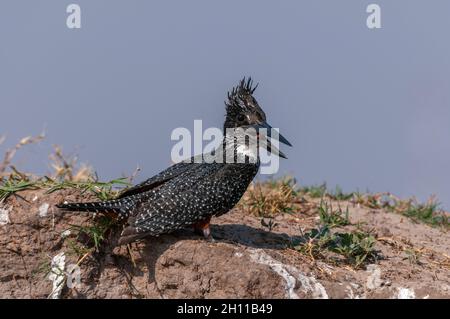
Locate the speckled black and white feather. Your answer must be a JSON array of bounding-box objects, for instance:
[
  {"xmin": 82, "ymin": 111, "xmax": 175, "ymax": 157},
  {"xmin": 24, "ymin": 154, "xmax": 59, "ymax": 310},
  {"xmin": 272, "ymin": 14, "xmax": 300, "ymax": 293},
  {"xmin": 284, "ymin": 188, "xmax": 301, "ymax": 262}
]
[{"xmin": 57, "ymin": 77, "xmax": 286, "ymax": 245}]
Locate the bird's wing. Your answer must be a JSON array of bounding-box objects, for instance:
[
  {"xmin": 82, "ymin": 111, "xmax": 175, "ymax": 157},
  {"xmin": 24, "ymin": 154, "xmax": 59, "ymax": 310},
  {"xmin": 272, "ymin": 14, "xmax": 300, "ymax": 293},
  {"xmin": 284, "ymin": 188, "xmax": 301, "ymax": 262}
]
[
  {"xmin": 117, "ymin": 161, "xmax": 193, "ymax": 198},
  {"xmin": 118, "ymin": 162, "xmax": 228, "ymax": 244}
]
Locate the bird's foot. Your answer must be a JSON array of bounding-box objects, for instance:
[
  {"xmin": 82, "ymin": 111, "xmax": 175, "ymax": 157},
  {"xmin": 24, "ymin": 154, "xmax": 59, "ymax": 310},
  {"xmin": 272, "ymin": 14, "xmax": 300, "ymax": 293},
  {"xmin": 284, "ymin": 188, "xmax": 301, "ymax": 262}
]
[
  {"xmin": 193, "ymin": 217, "xmax": 214, "ymax": 242},
  {"xmin": 201, "ymin": 226, "xmax": 215, "ymax": 243}
]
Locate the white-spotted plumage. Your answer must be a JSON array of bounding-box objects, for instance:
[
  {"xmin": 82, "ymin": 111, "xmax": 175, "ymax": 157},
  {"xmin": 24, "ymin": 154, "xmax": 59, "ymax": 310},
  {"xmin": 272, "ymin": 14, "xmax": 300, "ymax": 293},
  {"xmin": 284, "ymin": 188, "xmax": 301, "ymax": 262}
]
[{"xmin": 57, "ymin": 77, "xmax": 290, "ymax": 245}]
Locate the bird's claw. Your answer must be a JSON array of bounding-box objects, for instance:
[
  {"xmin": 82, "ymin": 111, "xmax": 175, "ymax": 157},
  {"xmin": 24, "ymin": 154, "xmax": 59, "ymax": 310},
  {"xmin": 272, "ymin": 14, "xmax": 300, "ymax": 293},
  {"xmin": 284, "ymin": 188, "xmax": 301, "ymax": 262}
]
[{"xmin": 203, "ymin": 228, "xmax": 215, "ymax": 242}]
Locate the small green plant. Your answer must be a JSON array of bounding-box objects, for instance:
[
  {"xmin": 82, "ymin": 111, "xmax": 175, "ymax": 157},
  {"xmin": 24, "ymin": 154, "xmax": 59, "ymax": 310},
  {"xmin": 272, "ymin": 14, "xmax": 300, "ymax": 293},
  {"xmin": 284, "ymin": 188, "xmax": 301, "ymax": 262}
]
[
  {"xmin": 318, "ymin": 201, "xmax": 350, "ymax": 228},
  {"xmin": 300, "ymin": 183, "xmax": 354, "ymax": 201},
  {"xmin": 0, "ymin": 173, "xmax": 129, "ymax": 203},
  {"xmin": 45, "ymin": 177, "xmax": 130, "ymax": 201},
  {"xmin": 69, "ymin": 215, "xmax": 117, "ymax": 251},
  {"xmin": 326, "ymin": 231, "xmax": 377, "ymax": 267},
  {"xmin": 294, "ymin": 226, "xmax": 377, "ymax": 268},
  {"xmin": 260, "ymin": 218, "xmax": 278, "ymax": 232},
  {"xmin": 66, "ymin": 238, "xmax": 91, "ymax": 258},
  {"xmin": 350, "ymin": 192, "xmax": 448, "ymax": 229},
  {"xmin": 300, "ymin": 183, "xmax": 327, "ymax": 198},
  {"xmin": 0, "ymin": 177, "xmax": 39, "ymax": 202},
  {"xmin": 401, "ymin": 201, "xmax": 448, "ymax": 228},
  {"xmin": 31, "ymin": 257, "xmax": 52, "ymax": 279},
  {"xmin": 294, "ymin": 200, "xmax": 377, "ymax": 268},
  {"xmin": 329, "ymin": 185, "xmax": 354, "ymax": 201}
]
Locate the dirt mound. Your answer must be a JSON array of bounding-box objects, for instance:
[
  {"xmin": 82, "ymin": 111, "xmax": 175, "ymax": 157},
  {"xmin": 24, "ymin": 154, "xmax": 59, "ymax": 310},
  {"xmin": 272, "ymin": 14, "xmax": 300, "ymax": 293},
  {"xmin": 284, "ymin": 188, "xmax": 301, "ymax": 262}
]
[{"xmin": 0, "ymin": 188, "xmax": 449, "ymax": 299}]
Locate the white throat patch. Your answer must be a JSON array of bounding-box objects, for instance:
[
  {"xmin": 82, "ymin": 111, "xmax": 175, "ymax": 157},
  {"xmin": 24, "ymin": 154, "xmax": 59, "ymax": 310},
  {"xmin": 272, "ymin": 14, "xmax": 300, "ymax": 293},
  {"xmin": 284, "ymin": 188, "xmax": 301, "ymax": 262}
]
[{"xmin": 236, "ymin": 144, "xmax": 258, "ymax": 163}]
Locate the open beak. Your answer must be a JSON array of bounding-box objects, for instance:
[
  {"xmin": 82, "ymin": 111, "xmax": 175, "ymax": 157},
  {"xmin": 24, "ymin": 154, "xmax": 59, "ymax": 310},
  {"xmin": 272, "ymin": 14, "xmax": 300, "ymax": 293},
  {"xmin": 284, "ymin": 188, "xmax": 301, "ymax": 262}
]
[
  {"xmin": 253, "ymin": 121, "xmax": 292, "ymax": 147},
  {"xmin": 252, "ymin": 121, "xmax": 292, "ymax": 159},
  {"xmin": 264, "ymin": 138, "xmax": 288, "ymax": 159}
]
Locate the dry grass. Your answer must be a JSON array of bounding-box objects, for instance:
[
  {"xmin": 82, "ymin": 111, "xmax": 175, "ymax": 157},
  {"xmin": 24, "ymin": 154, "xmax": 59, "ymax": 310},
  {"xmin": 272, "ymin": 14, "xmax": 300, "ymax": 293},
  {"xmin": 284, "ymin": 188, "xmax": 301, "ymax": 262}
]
[
  {"xmin": 351, "ymin": 192, "xmax": 448, "ymax": 228},
  {"xmin": 0, "ymin": 134, "xmax": 127, "ymax": 204},
  {"xmin": 239, "ymin": 176, "xmax": 448, "ymax": 229},
  {"xmin": 0, "ymin": 133, "xmax": 93, "ymax": 182},
  {"xmin": 238, "ymin": 177, "xmax": 300, "ymax": 217},
  {"xmin": 0, "ymin": 133, "xmax": 45, "ymax": 177},
  {"xmin": 49, "ymin": 145, "xmax": 93, "ymax": 182}
]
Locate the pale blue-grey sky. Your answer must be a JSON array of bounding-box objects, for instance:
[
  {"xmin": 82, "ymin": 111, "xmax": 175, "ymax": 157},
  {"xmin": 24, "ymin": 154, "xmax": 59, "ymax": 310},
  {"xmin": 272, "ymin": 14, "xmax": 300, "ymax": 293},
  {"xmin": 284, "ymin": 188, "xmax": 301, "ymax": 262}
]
[{"xmin": 1, "ymin": 1, "xmax": 449, "ymax": 208}]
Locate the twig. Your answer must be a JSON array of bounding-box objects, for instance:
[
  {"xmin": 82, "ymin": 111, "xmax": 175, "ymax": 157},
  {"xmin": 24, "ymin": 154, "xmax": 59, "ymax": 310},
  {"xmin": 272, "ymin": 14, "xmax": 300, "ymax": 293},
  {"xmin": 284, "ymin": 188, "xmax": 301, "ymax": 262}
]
[
  {"xmin": 127, "ymin": 244, "xmax": 137, "ymax": 268},
  {"xmin": 76, "ymin": 251, "xmax": 92, "ymax": 267},
  {"xmin": 129, "ymin": 165, "xmax": 141, "ymax": 184},
  {"xmin": 0, "ymin": 133, "xmax": 45, "ymax": 174}
]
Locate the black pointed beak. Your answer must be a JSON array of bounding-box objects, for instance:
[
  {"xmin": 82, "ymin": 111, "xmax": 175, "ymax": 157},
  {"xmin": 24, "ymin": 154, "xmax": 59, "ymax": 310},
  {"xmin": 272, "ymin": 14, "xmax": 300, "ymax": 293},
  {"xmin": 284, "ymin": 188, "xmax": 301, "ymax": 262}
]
[
  {"xmin": 253, "ymin": 121, "xmax": 292, "ymax": 147},
  {"xmin": 251, "ymin": 121, "xmax": 292, "ymax": 159},
  {"xmin": 268, "ymin": 139, "xmax": 288, "ymax": 159}
]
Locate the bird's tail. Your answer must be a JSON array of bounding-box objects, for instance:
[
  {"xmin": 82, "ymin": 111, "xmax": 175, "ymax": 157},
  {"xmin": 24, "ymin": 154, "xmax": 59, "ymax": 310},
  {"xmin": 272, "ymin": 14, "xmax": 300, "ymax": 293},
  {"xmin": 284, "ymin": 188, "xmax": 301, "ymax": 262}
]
[{"xmin": 56, "ymin": 200, "xmax": 125, "ymax": 215}]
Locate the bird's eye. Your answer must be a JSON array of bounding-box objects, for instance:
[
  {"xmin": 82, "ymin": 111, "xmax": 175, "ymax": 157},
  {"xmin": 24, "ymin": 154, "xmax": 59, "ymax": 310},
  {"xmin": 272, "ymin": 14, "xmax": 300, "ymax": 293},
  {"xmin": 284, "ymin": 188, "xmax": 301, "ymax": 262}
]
[{"xmin": 237, "ymin": 114, "xmax": 246, "ymax": 122}]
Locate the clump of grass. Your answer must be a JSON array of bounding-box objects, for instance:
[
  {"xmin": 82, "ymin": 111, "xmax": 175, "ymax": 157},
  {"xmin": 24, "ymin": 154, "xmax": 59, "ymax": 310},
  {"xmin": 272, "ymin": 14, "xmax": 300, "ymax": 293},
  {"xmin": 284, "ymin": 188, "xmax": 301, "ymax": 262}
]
[
  {"xmin": 351, "ymin": 192, "xmax": 394, "ymax": 210},
  {"xmin": 299, "ymin": 183, "xmax": 327, "ymax": 198},
  {"xmin": 0, "ymin": 173, "xmax": 128, "ymax": 203},
  {"xmin": 294, "ymin": 201, "xmax": 378, "ymax": 268},
  {"xmin": 31, "ymin": 257, "xmax": 52, "ymax": 279},
  {"xmin": 400, "ymin": 200, "xmax": 448, "ymax": 228},
  {"xmin": 0, "ymin": 137, "xmax": 129, "ymax": 203},
  {"xmin": 318, "ymin": 201, "xmax": 350, "ymax": 228},
  {"xmin": 69, "ymin": 215, "xmax": 117, "ymax": 252},
  {"xmin": 326, "ymin": 231, "xmax": 377, "ymax": 267},
  {"xmin": 66, "ymin": 238, "xmax": 92, "ymax": 258},
  {"xmin": 300, "ymin": 183, "xmax": 354, "ymax": 201},
  {"xmin": 0, "ymin": 133, "xmax": 45, "ymax": 176},
  {"xmin": 44, "ymin": 176, "xmax": 130, "ymax": 201},
  {"xmin": 0, "ymin": 176, "xmax": 39, "ymax": 202},
  {"xmin": 328, "ymin": 185, "xmax": 354, "ymax": 201},
  {"xmin": 295, "ymin": 226, "xmax": 377, "ymax": 268},
  {"xmin": 239, "ymin": 177, "xmax": 298, "ymax": 217},
  {"xmin": 44, "ymin": 145, "xmax": 129, "ymax": 200},
  {"xmin": 48, "ymin": 145, "xmax": 93, "ymax": 182},
  {"xmin": 0, "ymin": 134, "xmax": 44, "ymax": 202},
  {"xmin": 352, "ymin": 192, "xmax": 449, "ymax": 229}
]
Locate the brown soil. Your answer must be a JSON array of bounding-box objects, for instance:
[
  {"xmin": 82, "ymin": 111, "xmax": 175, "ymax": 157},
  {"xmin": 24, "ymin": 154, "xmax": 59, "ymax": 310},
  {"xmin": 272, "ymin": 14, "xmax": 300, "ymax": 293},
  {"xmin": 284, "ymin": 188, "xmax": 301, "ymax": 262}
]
[{"xmin": 0, "ymin": 188, "xmax": 448, "ymax": 299}]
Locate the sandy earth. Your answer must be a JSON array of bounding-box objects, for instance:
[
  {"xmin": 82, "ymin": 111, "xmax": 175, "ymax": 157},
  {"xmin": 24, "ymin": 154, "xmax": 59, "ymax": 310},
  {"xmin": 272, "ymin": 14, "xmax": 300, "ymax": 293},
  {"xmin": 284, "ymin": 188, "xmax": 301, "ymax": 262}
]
[{"xmin": 0, "ymin": 188, "xmax": 448, "ymax": 299}]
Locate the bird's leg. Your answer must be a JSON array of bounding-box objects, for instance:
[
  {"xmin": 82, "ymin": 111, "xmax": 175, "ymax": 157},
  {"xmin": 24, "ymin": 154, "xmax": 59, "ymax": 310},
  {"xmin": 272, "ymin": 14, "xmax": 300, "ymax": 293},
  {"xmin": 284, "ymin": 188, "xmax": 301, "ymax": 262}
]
[{"xmin": 193, "ymin": 216, "xmax": 214, "ymax": 242}]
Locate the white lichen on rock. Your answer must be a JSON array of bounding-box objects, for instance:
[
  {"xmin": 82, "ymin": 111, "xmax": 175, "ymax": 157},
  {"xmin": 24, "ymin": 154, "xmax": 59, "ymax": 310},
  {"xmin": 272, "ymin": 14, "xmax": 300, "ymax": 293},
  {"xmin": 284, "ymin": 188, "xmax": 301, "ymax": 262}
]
[
  {"xmin": 249, "ymin": 249, "xmax": 328, "ymax": 299},
  {"xmin": 396, "ymin": 287, "xmax": 415, "ymax": 299},
  {"xmin": 345, "ymin": 285, "xmax": 363, "ymax": 299},
  {"xmin": 366, "ymin": 264, "xmax": 382, "ymax": 289},
  {"xmin": 0, "ymin": 205, "xmax": 11, "ymax": 225},
  {"xmin": 48, "ymin": 252, "xmax": 66, "ymax": 299},
  {"xmin": 61, "ymin": 230, "xmax": 71, "ymax": 238},
  {"xmin": 38, "ymin": 203, "xmax": 50, "ymax": 217}
]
